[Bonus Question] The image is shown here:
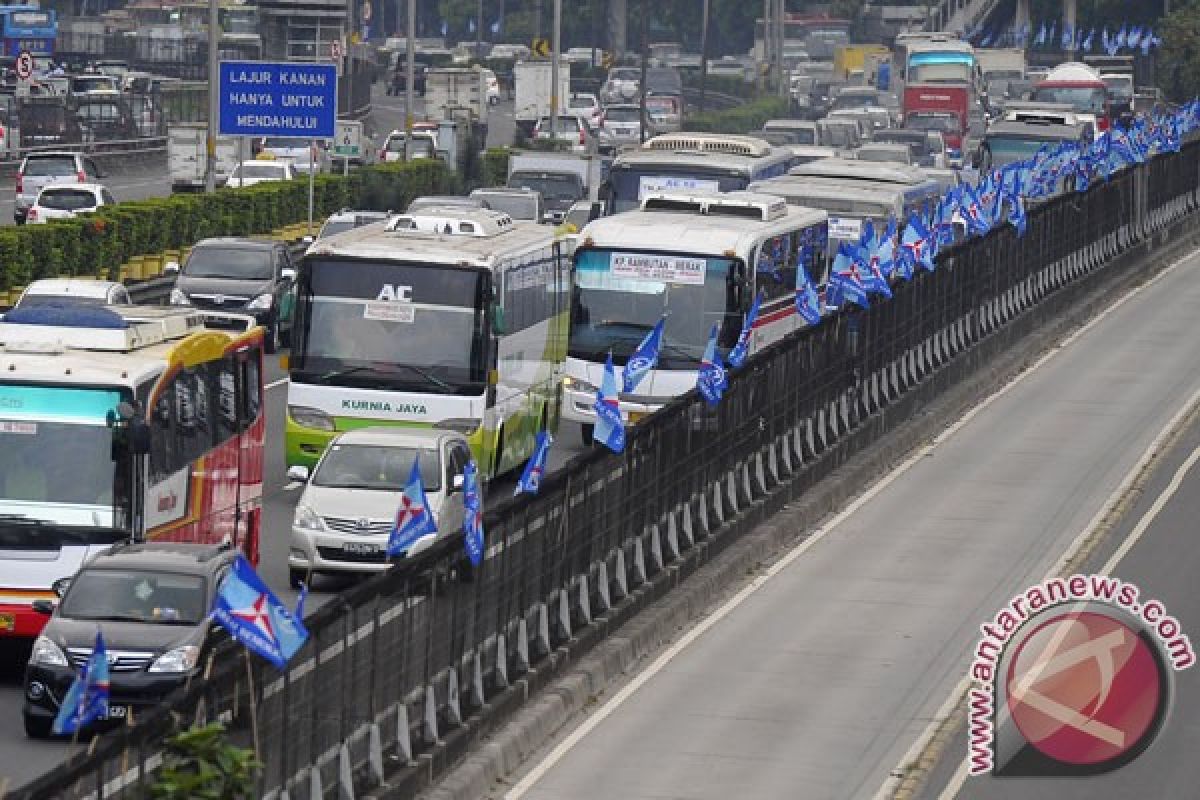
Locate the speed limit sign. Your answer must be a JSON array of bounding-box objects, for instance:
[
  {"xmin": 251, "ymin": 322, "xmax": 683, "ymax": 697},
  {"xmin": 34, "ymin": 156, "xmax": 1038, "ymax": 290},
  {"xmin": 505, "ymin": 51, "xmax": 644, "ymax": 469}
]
[{"xmin": 15, "ymin": 51, "xmax": 33, "ymax": 80}]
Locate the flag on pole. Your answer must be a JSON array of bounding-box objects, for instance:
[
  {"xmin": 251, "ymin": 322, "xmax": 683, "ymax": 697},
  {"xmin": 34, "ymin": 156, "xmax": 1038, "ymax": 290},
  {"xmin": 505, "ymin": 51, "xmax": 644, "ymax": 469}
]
[
  {"xmin": 727, "ymin": 291, "xmax": 761, "ymax": 369},
  {"xmin": 622, "ymin": 317, "xmax": 664, "ymax": 393},
  {"xmin": 696, "ymin": 324, "xmax": 728, "ymax": 406},
  {"xmin": 515, "ymin": 431, "xmax": 553, "ymax": 496},
  {"xmin": 830, "ymin": 245, "xmax": 871, "ymax": 309},
  {"xmin": 795, "ymin": 264, "xmax": 822, "ymax": 325},
  {"xmin": 52, "ymin": 630, "xmax": 110, "ymax": 735},
  {"xmin": 593, "ymin": 352, "xmax": 625, "ymax": 452},
  {"xmin": 462, "ymin": 460, "xmax": 484, "ymax": 566},
  {"xmin": 386, "ymin": 460, "xmax": 438, "ymax": 557},
  {"xmin": 212, "ymin": 555, "xmax": 309, "ymax": 670},
  {"xmin": 901, "ymin": 213, "xmax": 935, "ymax": 273}
]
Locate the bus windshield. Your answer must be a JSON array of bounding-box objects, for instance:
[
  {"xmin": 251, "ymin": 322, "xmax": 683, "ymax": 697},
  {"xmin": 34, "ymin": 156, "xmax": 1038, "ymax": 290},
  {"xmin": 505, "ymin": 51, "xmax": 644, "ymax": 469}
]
[
  {"xmin": 608, "ymin": 166, "xmax": 748, "ymax": 213},
  {"xmin": 0, "ymin": 383, "xmax": 125, "ymax": 533},
  {"xmin": 293, "ymin": 259, "xmax": 489, "ymax": 394},
  {"xmin": 570, "ymin": 249, "xmax": 739, "ymax": 366},
  {"xmin": 985, "ymin": 135, "xmax": 1057, "ymax": 167},
  {"xmin": 1031, "ymin": 86, "xmax": 1107, "ymax": 114}
]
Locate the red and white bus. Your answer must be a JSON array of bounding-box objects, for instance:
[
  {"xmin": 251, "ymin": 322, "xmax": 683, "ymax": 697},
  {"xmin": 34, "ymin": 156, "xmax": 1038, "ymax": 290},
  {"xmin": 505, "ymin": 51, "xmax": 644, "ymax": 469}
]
[{"xmin": 0, "ymin": 305, "xmax": 265, "ymax": 640}]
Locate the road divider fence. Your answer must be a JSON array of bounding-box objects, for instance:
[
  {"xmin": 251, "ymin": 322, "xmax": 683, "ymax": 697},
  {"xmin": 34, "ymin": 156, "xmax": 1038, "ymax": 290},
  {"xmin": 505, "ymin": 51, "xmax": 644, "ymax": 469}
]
[{"xmin": 10, "ymin": 142, "xmax": 1200, "ymax": 800}]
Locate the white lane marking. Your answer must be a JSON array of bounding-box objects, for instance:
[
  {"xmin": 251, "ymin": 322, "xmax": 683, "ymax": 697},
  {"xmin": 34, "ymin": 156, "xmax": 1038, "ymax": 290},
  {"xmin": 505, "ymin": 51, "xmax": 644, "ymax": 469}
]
[
  {"xmin": 507, "ymin": 248, "xmax": 1200, "ymax": 800},
  {"xmin": 883, "ymin": 247, "xmax": 1200, "ymax": 800},
  {"xmin": 267, "ymin": 376, "xmax": 288, "ymax": 390},
  {"xmin": 936, "ymin": 439, "xmax": 1200, "ymax": 800}
]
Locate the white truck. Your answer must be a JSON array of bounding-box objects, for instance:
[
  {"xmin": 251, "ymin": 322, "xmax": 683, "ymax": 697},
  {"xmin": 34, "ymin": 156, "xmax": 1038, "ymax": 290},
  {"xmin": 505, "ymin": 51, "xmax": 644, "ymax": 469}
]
[
  {"xmin": 514, "ymin": 58, "xmax": 571, "ymax": 137},
  {"xmin": 424, "ymin": 67, "xmax": 489, "ymax": 123},
  {"xmin": 168, "ymin": 123, "xmax": 241, "ymax": 192},
  {"xmin": 507, "ymin": 151, "xmax": 606, "ymax": 224}
]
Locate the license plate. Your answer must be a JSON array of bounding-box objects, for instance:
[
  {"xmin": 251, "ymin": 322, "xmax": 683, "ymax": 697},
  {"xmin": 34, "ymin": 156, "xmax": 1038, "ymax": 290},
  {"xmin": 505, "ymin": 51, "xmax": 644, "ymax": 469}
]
[
  {"xmin": 342, "ymin": 542, "xmax": 381, "ymax": 555},
  {"xmin": 104, "ymin": 705, "xmax": 128, "ymax": 720},
  {"xmin": 0, "ymin": 613, "xmax": 13, "ymax": 632}
]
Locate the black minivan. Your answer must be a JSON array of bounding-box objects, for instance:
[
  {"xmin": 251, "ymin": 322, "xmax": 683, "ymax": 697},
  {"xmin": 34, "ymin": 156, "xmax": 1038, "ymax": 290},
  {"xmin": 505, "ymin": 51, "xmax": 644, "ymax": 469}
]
[{"xmin": 167, "ymin": 237, "xmax": 297, "ymax": 353}]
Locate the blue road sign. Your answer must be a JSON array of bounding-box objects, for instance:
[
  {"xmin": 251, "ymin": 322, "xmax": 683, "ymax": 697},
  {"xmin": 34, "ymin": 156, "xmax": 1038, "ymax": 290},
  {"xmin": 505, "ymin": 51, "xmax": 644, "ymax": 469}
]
[{"xmin": 218, "ymin": 61, "xmax": 338, "ymax": 139}]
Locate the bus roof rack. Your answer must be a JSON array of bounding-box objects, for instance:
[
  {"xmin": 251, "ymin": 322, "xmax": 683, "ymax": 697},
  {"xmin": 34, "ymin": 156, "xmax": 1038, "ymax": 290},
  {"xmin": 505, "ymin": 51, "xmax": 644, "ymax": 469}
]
[
  {"xmin": 386, "ymin": 207, "xmax": 517, "ymax": 237},
  {"xmin": 640, "ymin": 189, "xmax": 790, "ymax": 221},
  {"xmin": 0, "ymin": 305, "xmax": 203, "ymax": 353},
  {"xmin": 643, "ymin": 133, "xmax": 774, "ymax": 158}
]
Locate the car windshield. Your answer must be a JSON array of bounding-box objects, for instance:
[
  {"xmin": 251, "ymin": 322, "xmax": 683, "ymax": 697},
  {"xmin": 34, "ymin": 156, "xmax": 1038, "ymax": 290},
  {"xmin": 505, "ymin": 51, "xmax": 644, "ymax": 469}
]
[
  {"xmin": 905, "ymin": 113, "xmax": 958, "ymax": 133},
  {"xmin": 787, "ymin": 128, "xmax": 817, "ymax": 145},
  {"xmin": 60, "ymin": 569, "xmax": 207, "ymax": 624},
  {"xmin": 475, "ymin": 193, "xmax": 538, "ymax": 220},
  {"xmin": 606, "ymin": 107, "xmax": 640, "ymax": 123},
  {"xmin": 986, "ymin": 135, "xmax": 1061, "ymax": 167},
  {"xmin": 313, "ymin": 443, "xmax": 442, "ymax": 490},
  {"xmin": 831, "ymin": 93, "xmax": 876, "ymax": 110},
  {"xmin": 569, "ymin": 96, "xmax": 596, "ymax": 109},
  {"xmin": 17, "ymin": 293, "xmax": 106, "ymax": 308},
  {"xmin": 39, "ymin": 188, "xmax": 98, "ymax": 210},
  {"xmin": 183, "ymin": 247, "xmax": 273, "ymax": 280},
  {"xmin": 23, "ymin": 156, "xmax": 77, "ymax": 176},
  {"xmin": 72, "ymin": 77, "xmax": 113, "ymax": 92},
  {"xmin": 1031, "ymin": 86, "xmax": 1107, "ymax": 114}
]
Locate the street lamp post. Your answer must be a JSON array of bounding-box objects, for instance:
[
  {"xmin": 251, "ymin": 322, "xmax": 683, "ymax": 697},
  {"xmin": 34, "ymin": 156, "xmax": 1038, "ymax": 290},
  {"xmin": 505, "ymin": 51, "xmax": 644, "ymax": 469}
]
[
  {"xmin": 204, "ymin": 0, "xmax": 219, "ymax": 193},
  {"xmin": 404, "ymin": 0, "xmax": 414, "ymax": 160}
]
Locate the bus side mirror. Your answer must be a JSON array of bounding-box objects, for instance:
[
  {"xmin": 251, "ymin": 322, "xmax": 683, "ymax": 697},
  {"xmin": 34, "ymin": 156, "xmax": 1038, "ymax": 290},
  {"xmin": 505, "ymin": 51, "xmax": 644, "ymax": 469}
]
[{"xmin": 491, "ymin": 305, "xmax": 506, "ymax": 335}]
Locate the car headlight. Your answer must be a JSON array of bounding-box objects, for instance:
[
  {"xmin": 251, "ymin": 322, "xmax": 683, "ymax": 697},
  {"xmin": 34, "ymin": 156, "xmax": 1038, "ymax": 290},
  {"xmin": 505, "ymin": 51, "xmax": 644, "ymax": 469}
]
[
  {"xmin": 563, "ymin": 375, "xmax": 598, "ymax": 394},
  {"xmin": 148, "ymin": 645, "xmax": 200, "ymax": 673},
  {"xmin": 288, "ymin": 405, "xmax": 335, "ymax": 431},
  {"xmin": 246, "ymin": 293, "xmax": 274, "ymax": 310},
  {"xmin": 30, "ymin": 635, "xmax": 68, "ymax": 668},
  {"xmin": 293, "ymin": 504, "xmax": 322, "ymax": 531},
  {"xmin": 169, "ymin": 288, "xmax": 190, "ymax": 306}
]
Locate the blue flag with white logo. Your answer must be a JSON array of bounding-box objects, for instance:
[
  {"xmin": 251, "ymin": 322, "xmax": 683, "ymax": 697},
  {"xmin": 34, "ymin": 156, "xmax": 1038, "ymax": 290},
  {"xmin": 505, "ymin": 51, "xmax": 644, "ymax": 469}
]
[
  {"xmin": 594, "ymin": 352, "xmax": 625, "ymax": 453},
  {"xmin": 52, "ymin": 630, "xmax": 110, "ymax": 735},
  {"xmin": 1035, "ymin": 22, "xmax": 1046, "ymax": 46},
  {"xmin": 490, "ymin": 19, "xmax": 501, "ymax": 34},
  {"xmin": 386, "ymin": 460, "xmax": 438, "ymax": 557},
  {"xmin": 697, "ymin": 324, "xmax": 728, "ymax": 406},
  {"xmin": 463, "ymin": 460, "xmax": 484, "ymax": 566},
  {"xmin": 622, "ymin": 316, "xmax": 664, "ymax": 393},
  {"xmin": 515, "ymin": 430, "xmax": 553, "ymax": 496},
  {"xmin": 901, "ymin": 213, "xmax": 935, "ymax": 273},
  {"xmin": 795, "ymin": 262, "xmax": 822, "ymax": 326},
  {"xmin": 212, "ymin": 554, "xmax": 309, "ymax": 670},
  {"xmin": 830, "ymin": 245, "xmax": 870, "ymax": 309},
  {"xmin": 727, "ymin": 291, "xmax": 761, "ymax": 369}
]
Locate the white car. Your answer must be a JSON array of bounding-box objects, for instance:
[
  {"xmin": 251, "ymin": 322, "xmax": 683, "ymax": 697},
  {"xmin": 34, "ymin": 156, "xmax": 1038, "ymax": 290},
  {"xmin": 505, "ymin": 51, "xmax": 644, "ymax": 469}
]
[
  {"xmin": 533, "ymin": 115, "xmax": 593, "ymax": 153},
  {"xmin": 224, "ymin": 160, "xmax": 298, "ymax": 187},
  {"xmin": 482, "ymin": 68, "xmax": 502, "ymax": 106},
  {"xmin": 256, "ymin": 137, "xmax": 327, "ymax": 174},
  {"xmin": 14, "ymin": 278, "xmax": 131, "ymax": 308},
  {"xmin": 286, "ymin": 427, "xmax": 473, "ymax": 585},
  {"xmin": 380, "ymin": 129, "xmax": 439, "ymax": 162},
  {"xmin": 26, "ymin": 183, "xmax": 115, "ymax": 224},
  {"xmin": 567, "ymin": 92, "xmax": 604, "ymax": 130}
]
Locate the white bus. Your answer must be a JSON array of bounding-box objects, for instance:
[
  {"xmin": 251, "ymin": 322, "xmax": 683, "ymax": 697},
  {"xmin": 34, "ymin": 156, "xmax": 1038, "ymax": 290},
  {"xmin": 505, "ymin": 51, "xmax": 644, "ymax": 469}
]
[
  {"xmin": 604, "ymin": 133, "xmax": 795, "ymax": 214},
  {"xmin": 564, "ymin": 190, "xmax": 828, "ymax": 443},
  {"xmin": 287, "ymin": 208, "xmax": 569, "ymax": 480}
]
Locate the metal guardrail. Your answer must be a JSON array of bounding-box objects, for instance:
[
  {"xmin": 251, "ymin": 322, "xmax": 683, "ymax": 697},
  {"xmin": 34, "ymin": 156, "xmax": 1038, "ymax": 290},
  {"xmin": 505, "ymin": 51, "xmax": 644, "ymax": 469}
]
[
  {"xmin": 10, "ymin": 142, "xmax": 1200, "ymax": 800},
  {"xmin": 0, "ymin": 136, "xmax": 168, "ymax": 177}
]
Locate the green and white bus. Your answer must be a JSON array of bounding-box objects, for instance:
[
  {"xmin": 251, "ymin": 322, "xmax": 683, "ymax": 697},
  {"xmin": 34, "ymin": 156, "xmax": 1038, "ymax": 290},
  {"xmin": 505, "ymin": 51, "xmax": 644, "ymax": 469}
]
[{"xmin": 286, "ymin": 207, "xmax": 569, "ymax": 480}]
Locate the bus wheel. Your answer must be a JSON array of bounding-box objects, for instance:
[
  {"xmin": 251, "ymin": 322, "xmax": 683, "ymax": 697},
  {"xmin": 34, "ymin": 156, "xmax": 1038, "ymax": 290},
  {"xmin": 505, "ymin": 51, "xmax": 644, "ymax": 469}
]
[{"xmin": 580, "ymin": 423, "xmax": 594, "ymax": 446}]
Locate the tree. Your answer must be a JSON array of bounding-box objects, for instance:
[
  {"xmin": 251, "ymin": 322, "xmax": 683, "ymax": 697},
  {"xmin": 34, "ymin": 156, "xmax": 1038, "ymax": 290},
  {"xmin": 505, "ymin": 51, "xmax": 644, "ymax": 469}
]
[{"xmin": 1158, "ymin": 3, "xmax": 1200, "ymax": 102}]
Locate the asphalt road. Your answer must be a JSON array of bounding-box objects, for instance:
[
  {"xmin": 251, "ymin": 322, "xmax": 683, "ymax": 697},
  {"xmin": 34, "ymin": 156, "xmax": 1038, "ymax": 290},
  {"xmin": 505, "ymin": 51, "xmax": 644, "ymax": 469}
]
[
  {"xmin": 917, "ymin": 380, "xmax": 1200, "ymax": 798},
  {"xmin": 0, "ymin": 87, "xmax": 517, "ymax": 231},
  {"xmin": 497, "ymin": 246, "xmax": 1200, "ymax": 800}
]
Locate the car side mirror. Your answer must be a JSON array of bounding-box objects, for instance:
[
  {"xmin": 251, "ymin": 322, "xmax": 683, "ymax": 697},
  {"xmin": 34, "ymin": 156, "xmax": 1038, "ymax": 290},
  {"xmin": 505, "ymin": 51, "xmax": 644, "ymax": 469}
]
[
  {"xmin": 32, "ymin": 599, "xmax": 54, "ymax": 615},
  {"xmin": 287, "ymin": 465, "xmax": 310, "ymax": 482},
  {"xmin": 164, "ymin": 261, "xmax": 180, "ymax": 274},
  {"xmin": 282, "ymin": 267, "xmax": 297, "ymax": 281}
]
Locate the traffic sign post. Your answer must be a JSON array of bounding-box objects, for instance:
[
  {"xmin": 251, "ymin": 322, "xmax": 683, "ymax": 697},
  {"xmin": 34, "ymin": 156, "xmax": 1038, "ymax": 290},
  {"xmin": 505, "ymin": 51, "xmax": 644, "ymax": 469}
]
[
  {"xmin": 218, "ymin": 60, "xmax": 338, "ymax": 232},
  {"xmin": 333, "ymin": 120, "xmax": 362, "ymax": 176}
]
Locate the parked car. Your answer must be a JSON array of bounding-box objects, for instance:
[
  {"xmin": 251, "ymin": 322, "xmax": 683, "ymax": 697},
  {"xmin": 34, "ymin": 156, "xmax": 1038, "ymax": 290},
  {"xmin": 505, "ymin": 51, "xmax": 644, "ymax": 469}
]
[
  {"xmin": 286, "ymin": 428, "xmax": 473, "ymax": 585},
  {"xmin": 26, "ymin": 182, "xmax": 115, "ymax": 224},
  {"xmin": 224, "ymin": 160, "xmax": 298, "ymax": 187},
  {"xmin": 14, "ymin": 152, "xmax": 103, "ymax": 224},
  {"xmin": 74, "ymin": 96, "xmax": 139, "ymax": 141},
  {"xmin": 14, "ymin": 278, "xmax": 130, "ymax": 309},
  {"xmin": 167, "ymin": 237, "xmax": 297, "ymax": 352},
  {"xmin": 469, "ymin": 187, "xmax": 544, "ymax": 222},
  {"xmin": 23, "ymin": 542, "xmax": 237, "ymax": 738},
  {"xmin": 533, "ymin": 114, "xmax": 594, "ymax": 153}
]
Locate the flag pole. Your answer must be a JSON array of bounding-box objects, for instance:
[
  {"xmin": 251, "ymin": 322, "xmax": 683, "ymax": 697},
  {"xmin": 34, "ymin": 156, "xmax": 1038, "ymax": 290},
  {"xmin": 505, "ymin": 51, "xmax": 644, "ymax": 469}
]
[{"xmin": 244, "ymin": 649, "xmax": 262, "ymax": 762}]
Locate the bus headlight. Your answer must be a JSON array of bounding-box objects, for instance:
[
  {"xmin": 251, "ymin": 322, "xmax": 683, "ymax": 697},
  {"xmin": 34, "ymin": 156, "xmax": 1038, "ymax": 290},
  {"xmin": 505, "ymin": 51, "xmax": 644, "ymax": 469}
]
[
  {"xmin": 293, "ymin": 504, "xmax": 323, "ymax": 531},
  {"xmin": 562, "ymin": 376, "xmax": 597, "ymax": 394},
  {"xmin": 288, "ymin": 405, "xmax": 335, "ymax": 431},
  {"xmin": 434, "ymin": 418, "xmax": 481, "ymax": 435}
]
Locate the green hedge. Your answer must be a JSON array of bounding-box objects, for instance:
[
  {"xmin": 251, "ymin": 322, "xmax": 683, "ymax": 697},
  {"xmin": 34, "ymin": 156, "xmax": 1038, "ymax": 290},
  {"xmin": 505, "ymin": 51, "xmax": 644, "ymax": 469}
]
[
  {"xmin": 685, "ymin": 96, "xmax": 790, "ymax": 134},
  {"xmin": 0, "ymin": 159, "xmax": 456, "ymax": 291},
  {"xmin": 482, "ymin": 147, "xmax": 512, "ymax": 187}
]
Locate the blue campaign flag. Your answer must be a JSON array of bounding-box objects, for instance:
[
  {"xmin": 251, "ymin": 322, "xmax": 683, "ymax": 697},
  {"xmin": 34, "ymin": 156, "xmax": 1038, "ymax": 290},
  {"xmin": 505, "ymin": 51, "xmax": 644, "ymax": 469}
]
[
  {"xmin": 622, "ymin": 316, "xmax": 664, "ymax": 393},
  {"xmin": 958, "ymin": 183, "xmax": 991, "ymax": 237},
  {"xmin": 1127, "ymin": 25, "xmax": 1141, "ymax": 49},
  {"xmin": 515, "ymin": 430, "xmax": 553, "ymax": 496},
  {"xmin": 696, "ymin": 324, "xmax": 728, "ymax": 406},
  {"xmin": 212, "ymin": 554, "xmax": 309, "ymax": 670},
  {"xmin": 830, "ymin": 245, "xmax": 871, "ymax": 309},
  {"xmin": 1061, "ymin": 23, "xmax": 1072, "ymax": 51},
  {"xmin": 1116, "ymin": 24, "xmax": 1127, "ymax": 49},
  {"xmin": 1141, "ymin": 32, "xmax": 1155, "ymax": 56},
  {"xmin": 462, "ymin": 460, "xmax": 484, "ymax": 566},
  {"xmin": 1034, "ymin": 22, "xmax": 1046, "ymax": 46},
  {"xmin": 593, "ymin": 352, "xmax": 625, "ymax": 453},
  {"xmin": 1047, "ymin": 21, "xmax": 1057, "ymax": 48},
  {"xmin": 727, "ymin": 291, "xmax": 761, "ymax": 369},
  {"xmin": 1102, "ymin": 27, "xmax": 1111, "ymax": 53},
  {"xmin": 901, "ymin": 213, "xmax": 935, "ymax": 273},
  {"xmin": 468, "ymin": 17, "xmax": 476, "ymax": 34},
  {"xmin": 1007, "ymin": 187, "xmax": 1028, "ymax": 237},
  {"xmin": 490, "ymin": 19, "xmax": 501, "ymax": 35},
  {"xmin": 386, "ymin": 460, "xmax": 438, "ymax": 557},
  {"xmin": 52, "ymin": 630, "xmax": 110, "ymax": 735},
  {"xmin": 440, "ymin": 20, "xmax": 449, "ymax": 37},
  {"xmin": 795, "ymin": 265, "xmax": 822, "ymax": 326},
  {"xmin": 874, "ymin": 218, "xmax": 898, "ymax": 279},
  {"xmin": 294, "ymin": 581, "xmax": 308, "ymax": 621},
  {"xmin": 861, "ymin": 249, "xmax": 892, "ymax": 299},
  {"xmin": 1082, "ymin": 28, "xmax": 1094, "ymax": 52}
]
